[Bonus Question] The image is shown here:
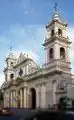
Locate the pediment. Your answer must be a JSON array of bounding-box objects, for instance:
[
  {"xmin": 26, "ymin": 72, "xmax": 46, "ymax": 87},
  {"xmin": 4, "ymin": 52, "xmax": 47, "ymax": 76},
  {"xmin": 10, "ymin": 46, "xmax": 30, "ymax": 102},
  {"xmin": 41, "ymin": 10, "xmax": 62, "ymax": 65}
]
[{"xmin": 17, "ymin": 53, "xmax": 26, "ymax": 63}]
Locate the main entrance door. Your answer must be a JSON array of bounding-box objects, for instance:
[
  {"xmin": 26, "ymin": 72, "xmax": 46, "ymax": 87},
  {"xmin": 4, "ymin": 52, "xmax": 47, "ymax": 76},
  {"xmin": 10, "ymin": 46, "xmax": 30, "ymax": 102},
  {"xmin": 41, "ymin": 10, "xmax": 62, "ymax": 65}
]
[{"xmin": 30, "ymin": 88, "xmax": 36, "ymax": 109}]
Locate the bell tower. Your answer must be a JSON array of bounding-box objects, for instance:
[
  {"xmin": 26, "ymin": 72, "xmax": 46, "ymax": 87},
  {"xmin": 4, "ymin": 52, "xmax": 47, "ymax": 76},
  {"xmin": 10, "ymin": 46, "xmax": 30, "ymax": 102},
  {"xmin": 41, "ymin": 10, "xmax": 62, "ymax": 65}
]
[
  {"xmin": 4, "ymin": 51, "xmax": 17, "ymax": 82},
  {"xmin": 43, "ymin": 4, "xmax": 71, "ymax": 74}
]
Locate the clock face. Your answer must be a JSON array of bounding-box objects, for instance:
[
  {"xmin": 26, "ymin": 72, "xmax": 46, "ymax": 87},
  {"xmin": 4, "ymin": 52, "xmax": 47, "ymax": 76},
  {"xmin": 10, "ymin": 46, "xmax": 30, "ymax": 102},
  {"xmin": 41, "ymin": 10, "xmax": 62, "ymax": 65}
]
[{"xmin": 19, "ymin": 68, "xmax": 23, "ymax": 76}]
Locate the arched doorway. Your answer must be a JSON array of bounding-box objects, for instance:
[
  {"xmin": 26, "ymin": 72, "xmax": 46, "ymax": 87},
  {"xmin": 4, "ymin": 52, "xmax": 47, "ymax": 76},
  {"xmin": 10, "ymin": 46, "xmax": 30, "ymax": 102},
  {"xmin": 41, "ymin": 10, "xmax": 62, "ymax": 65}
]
[{"xmin": 30, "ymin": 88, "xmax": 36, "ymax": 109}]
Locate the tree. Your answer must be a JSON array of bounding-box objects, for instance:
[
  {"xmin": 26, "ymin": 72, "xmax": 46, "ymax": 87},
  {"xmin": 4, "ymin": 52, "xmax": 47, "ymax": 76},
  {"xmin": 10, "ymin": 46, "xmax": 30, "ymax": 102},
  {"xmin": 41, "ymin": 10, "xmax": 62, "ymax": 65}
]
[
  {"xmin": 0, "ymin": 89, "xmax": 3, "ymax": 104},
  {"xmin": 59, "ymin": 97, "xmax": 67, "ymax": 110}
]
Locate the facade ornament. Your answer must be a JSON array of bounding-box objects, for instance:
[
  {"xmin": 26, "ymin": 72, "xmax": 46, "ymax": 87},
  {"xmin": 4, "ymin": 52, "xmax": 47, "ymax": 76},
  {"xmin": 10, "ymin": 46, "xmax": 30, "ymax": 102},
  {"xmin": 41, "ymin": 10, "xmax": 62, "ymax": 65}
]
[
  {"xmin": 57, "ymin": 79, "xmax": 67, "ymax": 90},
  {"xmin": 27, "ymin": 53, "xmax": 28, "ymax": 58}
]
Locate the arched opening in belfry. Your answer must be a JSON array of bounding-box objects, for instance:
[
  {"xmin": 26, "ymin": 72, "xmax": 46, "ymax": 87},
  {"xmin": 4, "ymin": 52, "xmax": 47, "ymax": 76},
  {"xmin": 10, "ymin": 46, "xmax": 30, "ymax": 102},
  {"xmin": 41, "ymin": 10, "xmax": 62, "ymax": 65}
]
[
  {"xmin": 60, "ymin": 47, "xmax": 65, "ymax": 60},
  {"xmin": 51, "ymin": 29, "xmax": 54, "ymax": 36},
  {"xmin": 30, "ymin": 88, "xmax": 36, "ymax": 109},
  {"xmin": 49, "ymin": 48, "xmax": 53, "ymax": 60},
  {"xmin": 58, "ymin": 29, "xmax": 62, "ymax": 36}
]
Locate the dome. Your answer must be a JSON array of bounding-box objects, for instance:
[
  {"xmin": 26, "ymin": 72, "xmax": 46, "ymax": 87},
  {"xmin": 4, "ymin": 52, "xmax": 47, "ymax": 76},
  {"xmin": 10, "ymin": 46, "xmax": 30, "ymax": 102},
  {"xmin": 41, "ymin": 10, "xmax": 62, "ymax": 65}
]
[{"xmin": 52, "ymin": 11, "xmax": 60, "ymax": 21}]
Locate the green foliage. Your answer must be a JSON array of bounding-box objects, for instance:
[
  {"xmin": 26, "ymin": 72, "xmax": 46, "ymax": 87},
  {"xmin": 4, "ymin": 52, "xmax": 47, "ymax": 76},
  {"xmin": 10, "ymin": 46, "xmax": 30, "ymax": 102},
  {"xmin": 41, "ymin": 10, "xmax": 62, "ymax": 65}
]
[
  {"xmin": 0, "ymin": 90, "xmax": 3, "ymax": 102},
  {"xmin": 72, "ymin": 100, "xmax": 74, "ymax": 107},
  {"xmin": 59, "ymin": 97, "xmax": 67, "ymax": 110}
]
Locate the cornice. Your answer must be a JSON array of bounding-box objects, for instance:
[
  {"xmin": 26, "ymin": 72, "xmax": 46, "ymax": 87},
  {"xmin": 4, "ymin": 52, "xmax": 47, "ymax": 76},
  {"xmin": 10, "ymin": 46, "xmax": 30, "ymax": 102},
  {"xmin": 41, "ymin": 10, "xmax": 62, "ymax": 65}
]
[
  {"xmin": 3, "ymin": 67, "xmax": 14, "ymax": 72},
  {"xmin": 3, "ymin": 63, "xmax": 72, "ymax": 89},
  {"xmin": 46, "ymin": 19, "xmax": 67, "ymax": 29},
  {"xmin": 13, "ymin": 58, "xmax": 32, "ymax": 68},
  {"xmin": 43, "ymin": 36, "xmax": 71, "ymax": 46}
]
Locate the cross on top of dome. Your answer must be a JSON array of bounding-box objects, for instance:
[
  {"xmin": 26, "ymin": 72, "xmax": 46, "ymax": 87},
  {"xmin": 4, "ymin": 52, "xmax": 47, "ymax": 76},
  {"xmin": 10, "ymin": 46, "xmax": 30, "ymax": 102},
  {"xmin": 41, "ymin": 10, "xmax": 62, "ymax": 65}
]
[
  {"xmin": 10, "ymin": 46, "xmax": 13, "ymax": 53},
  {"xmin": 54, "ymin": 2, "xmax": 58, "ymax": 12},
  {"xmin": 52, "ymin": 2, "xmax": 60, "ymax": 21}
]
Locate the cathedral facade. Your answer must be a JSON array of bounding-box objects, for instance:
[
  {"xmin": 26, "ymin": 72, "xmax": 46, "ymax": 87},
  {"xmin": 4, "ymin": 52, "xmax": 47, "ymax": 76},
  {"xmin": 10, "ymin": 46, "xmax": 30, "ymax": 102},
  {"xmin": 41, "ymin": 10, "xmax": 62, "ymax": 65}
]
[{"xmin": 2, "ymin": 8, "xmax": 73, "ymax": 109}]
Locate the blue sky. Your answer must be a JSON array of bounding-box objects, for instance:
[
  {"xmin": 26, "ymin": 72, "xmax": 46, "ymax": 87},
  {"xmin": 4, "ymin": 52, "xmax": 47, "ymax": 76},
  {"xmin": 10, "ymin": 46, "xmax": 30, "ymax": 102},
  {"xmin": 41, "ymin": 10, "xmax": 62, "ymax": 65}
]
[{"xmin": 0, "ymin": 0, "xmax": 74, "ymax": 86}]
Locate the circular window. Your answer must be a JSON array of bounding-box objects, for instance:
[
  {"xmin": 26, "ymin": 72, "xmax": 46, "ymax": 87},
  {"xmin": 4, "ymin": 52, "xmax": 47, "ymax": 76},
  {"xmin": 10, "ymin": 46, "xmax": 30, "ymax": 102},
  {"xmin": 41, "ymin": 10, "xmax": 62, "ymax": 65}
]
[{"xmin": 19, "ymin": 69, "xmax": 23, "ymax": 76}]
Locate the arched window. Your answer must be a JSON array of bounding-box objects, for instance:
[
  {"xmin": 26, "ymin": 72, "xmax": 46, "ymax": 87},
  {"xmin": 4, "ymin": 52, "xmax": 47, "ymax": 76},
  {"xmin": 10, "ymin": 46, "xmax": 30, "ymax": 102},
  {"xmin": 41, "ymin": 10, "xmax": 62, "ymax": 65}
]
[
  {"xmin": 49, "ymin": 48, "xmax": 53, "ymax": 59},
  {"xmin": 19, "ymin": 68, "xmax": 23, "ymax": 76},
  {"xmin": 51, "ymin": 29, "xmax": 54, "ymax": 36},
  {"xmin": 11, "ymin": 62, "xmax": 13, "ymax": 66},
  {"xmin": 60, "ymin": 47, "xmax": 65, "ymax": 59},
  {"xmin": 10, "ymin": 74, "xmax": 14, "ymax": 79},
  {"xmin": 58, "ymin": 29, "xmax": 62, "ymax": 36}
]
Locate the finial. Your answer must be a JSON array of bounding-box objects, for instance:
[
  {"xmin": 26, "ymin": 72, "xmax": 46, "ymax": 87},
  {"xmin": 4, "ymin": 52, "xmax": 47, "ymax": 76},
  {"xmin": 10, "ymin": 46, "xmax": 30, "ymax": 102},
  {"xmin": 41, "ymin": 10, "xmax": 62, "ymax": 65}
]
[
  {"xmin": 10, "ymin": 46, "xmax": 13, "ymax": 53},
  {"xmin": 52, "ymin": 2, "xmax": 60, "ymax": 21},
  {"xmin": 27, "ymin": 53, "xmax": 28, "ymax": 58},
  {"xmin": 54, "ymin": 2, "xmax": 58, "ymax": 12}
]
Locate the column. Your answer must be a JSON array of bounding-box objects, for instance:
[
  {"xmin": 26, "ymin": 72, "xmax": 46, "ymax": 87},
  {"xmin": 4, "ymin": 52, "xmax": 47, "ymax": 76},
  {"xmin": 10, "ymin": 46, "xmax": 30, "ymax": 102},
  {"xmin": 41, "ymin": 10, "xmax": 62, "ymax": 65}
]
[
  {"xmin": 36, "ymin": 87, "xmax": 40, "ymax": 108},
  {"xmin": 46, "ymin": 82, "xmax": 53, "ymax": 107},
  {"xmin": 4, "ymin": 93, "xmax": 6, "ymax": 107},
  {"xmin": 9, "ymin": 92, "xmax": 11, "ymax": 107},
  {"xmin": 43, "ymin": 84, "xmax": 46, "ymax": 108},
  {"xmin": 13, "ymin": 91, "xmax": 16, "ymax": 107},
  {"xmin": 52, "ymin": 81, "xmax": 57, "ymax": 105},
  {"xmin": 5, "ymin": 95, "xmax": 6, "ymax": 107},
  {"xmin": 5, "ymin": 95, "xmax": 7, "ymax": 107},
  {"xmin": 20, "ymin": 89, "xmax": 22, "ymax": 108},
  {"xmin": 47, "ymin": 48, "xmax": 50, "ymax": 63},
  {"xmin": 24, "ymin": 88, "xmax": 27, "ymax": 108},
  {"xmin": 66, "ymin": 47, "xmax": 70, "ymax": 62},
  {"xmin": 38, "ymin": 86, "xmax": 41, "ymax": 108},
  {"xmin": 54, "ymin": 43, "xmax": 60, "ymax": 59},
  {"xmin": 7, "ymin": 92, "xmax": 9, "ymax": 107},
  {"xmin": 14, "ymin": 91, "xmax": 16, "ymax": 107},
  {"xmin": 12, "ymin": 91, "xmax": 13, "ymax": 107},
  {"xmin": 41, "ymin": 84, "xmax": 46, "ymax": 108},
  {"xmin": 16, "ymin": 90, "xmax": 19, "ymax": 108},
  {"xmin": 28, "ymin": 91, "xmax": 32, "ymax": 108},
  {"xmin": 26, "ymin": 89, "xmax": 29, "ymax": 108},
  {"xmin": 10, "ymin": 92, "xmax": 12, "ymax": 107},
  {"xmin": 44, "ymin": 49, "xmax": 48, "ymax": 64}
]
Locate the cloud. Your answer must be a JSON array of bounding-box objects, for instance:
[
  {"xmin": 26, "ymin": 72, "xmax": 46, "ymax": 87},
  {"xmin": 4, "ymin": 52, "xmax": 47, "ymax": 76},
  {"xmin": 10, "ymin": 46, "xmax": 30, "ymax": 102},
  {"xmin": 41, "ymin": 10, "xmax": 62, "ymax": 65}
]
[
  {"xmin": 0, "ymin": 24, "xmax": 45, "ymax": 87},
  {"xmin": 24, "ymin": 10, "xmax": 28, "ymax": 15},
  {"xmin": 68, "ymin": 27, "xmax": 74, "ymax": 73},
  {"xmin": 0, "ymin": 49, "xmax": 40, "ymax": 88},
  {"xmin": 0, "ymin": 24, "xmax": 74, "ymax": 87},
  {"xmin": 7, "ymin": 24, "xmax": 44, "ymax": 64},
  {"xmin": 0, "ymin": 49, "xmax": 41, "ymax": 87},
  {"xmin": 13, "ymin": 49, "xmax": 40, "ymax": 63}
]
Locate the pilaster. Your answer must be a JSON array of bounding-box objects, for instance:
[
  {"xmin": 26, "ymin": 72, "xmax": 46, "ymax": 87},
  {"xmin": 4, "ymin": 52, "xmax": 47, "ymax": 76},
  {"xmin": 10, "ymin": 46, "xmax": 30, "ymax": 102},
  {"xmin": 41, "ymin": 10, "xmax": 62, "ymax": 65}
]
[
  {"xmin": 24, "ymin": 88, "xmax": 27, "ymax": 108},
  {"xmin": 36, "ymin": 87, "xmax": 40, "ymax": 108},
  {"xmin": 41, "ymin": 84, "xmax": 46, "ymax": 108},
  {"xmin": 10, "ymin": 92, "xmax": 13, "ymax": 107},
  {"xmin": 20, "ymin": 89, "xmax": 22, "ymax": 108},
  {"xmin": 54, "ymin": 43, "xmax": 60, "ymax": 59}
]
